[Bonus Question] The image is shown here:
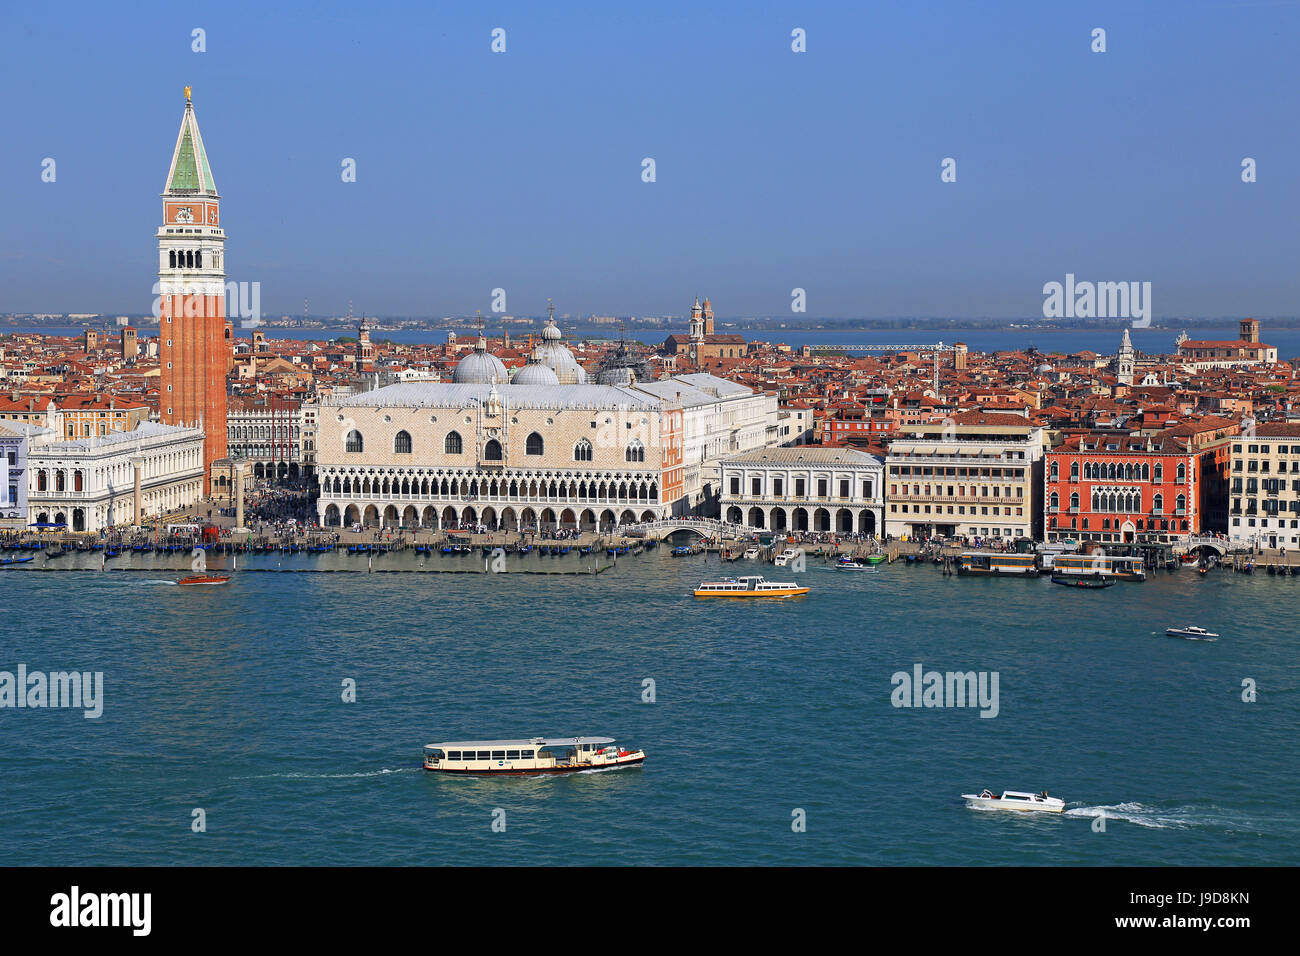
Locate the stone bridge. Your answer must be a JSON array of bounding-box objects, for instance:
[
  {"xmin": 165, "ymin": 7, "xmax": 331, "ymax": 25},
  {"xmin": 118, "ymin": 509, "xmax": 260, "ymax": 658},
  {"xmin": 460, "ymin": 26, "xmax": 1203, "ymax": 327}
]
[
  {"xmin": 621, "ymin": 517, "xmax": 752, "ymax": 541},
  {"xmin": 1181, "ymin": 535, "xmax": 1229, "ymax": 556}
]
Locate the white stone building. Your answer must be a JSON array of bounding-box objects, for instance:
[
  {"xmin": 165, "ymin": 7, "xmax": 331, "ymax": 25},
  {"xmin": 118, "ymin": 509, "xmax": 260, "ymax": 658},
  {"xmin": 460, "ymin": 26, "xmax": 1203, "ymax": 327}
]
[
  {"xmin": 224, "ymin": 397, "xmax": 314, "ymax": 483},
  {"xmin": 315, "ymin": 381, "xmax": 672, "ymax": 532},
  {"xmin": 1228, "ymin": 422, "xmax": 1300, "ymax": 549},
  {"xmin": 630, "ymin": 372, "xmax": 778, "ymax": 513},
  {"xmin": 884, "ymin": 412, "xmax": 1047, "ymax": 541},
  {"xmin": 1, "ymin": 422, "xmax": 55, "ymax": 529},
  {"xmin": 26, "ymin": 422, "xmax": 206, "ymax": 532},
  {"xmin": 720, "ymin": 446, "xmax": 885, "ymax": 534}
]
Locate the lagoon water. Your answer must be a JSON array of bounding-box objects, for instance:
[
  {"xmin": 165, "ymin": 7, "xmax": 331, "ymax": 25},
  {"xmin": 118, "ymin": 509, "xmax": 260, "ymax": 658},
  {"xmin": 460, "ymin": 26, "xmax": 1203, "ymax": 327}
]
[
  {"xmin": 13, "ymin": 324, "xmax": 1300, "ymax": 362},
  {"xmin": 2, "ymin": 548, "xmax": 1297, "ymax": 865}
]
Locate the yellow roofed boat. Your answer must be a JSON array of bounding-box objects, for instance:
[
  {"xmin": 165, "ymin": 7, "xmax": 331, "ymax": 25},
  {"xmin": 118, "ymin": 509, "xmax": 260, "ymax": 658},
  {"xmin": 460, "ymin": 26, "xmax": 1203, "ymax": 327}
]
[{"xmin": 694, "ymin": 575, "xmax": 809, "ymax": 598}]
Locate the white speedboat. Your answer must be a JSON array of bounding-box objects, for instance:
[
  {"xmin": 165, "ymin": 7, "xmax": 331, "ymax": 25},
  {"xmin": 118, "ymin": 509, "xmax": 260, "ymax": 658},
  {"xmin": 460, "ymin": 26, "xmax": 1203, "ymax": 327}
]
[
  {"xmin": 835, "ymin": 558, "xmax": 870, "ymax": 570},
  {"xmin": 1165, "ymin": 625, "xmax": 1219, "ymax": 641},
  {"xmin": 962, "ymin": 789, "xmax": 1065, "ymax": 813},
  {"xmin": 742, "ymin": 547, "xmax": 761, "ymax": 560},
  {"xmin": 773, "ymin": 548, "xmax": 799, "ymax": 567}
]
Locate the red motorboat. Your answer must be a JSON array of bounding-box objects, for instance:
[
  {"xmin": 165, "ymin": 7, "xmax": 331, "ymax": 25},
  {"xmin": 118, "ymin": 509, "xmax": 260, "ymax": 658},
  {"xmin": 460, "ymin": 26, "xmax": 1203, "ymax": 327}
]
[{"xmin": 178, "ymin": 573, "xmax": 231, "ymax": 586}]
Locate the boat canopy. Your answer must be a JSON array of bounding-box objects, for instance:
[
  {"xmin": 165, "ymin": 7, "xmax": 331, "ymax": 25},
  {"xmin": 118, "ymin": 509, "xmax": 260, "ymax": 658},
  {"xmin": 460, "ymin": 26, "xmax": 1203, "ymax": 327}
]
[{"xmin": 425, "ymin": 736, "xmax": 615, "ymax": 750}]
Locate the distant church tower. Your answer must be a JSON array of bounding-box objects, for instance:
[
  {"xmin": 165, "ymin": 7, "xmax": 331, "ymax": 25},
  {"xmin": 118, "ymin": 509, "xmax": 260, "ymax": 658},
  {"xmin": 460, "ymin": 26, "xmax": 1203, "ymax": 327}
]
[
  {"xmin": 702, "ymin": 298, "xmax": 715, "ymax": 336},
  {"xmin": 1240, "ymin": 318, "xmax": 1260, "ymax": 343},
  {"xmin": 1115, "ymin": 327, "xmax": 1135, "ymax": 385},
  {"xmin": 157, "ymin": 86, "xmax": 227, "ymax": 493},
  {"xmin": 689, "ymin": 297, "xmax": 705, "ymax": 340},
  {"xmin": 356, "ymin": 318, "xmax": 374, "ymax": 371}
]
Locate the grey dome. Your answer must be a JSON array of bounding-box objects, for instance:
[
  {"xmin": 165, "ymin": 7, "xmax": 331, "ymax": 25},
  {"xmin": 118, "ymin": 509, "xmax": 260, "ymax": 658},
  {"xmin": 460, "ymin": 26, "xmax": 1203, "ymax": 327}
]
[
  {"xmin": 452, "ymin": 335, "xmax": 509, "ymax": 384},
  {"xmin": 512, "ymin": 359, "xmax": 560, "ymax": 386},
  {"xmin": 535, "ymin": 320, "xmax": 586, "ymax": 384}
]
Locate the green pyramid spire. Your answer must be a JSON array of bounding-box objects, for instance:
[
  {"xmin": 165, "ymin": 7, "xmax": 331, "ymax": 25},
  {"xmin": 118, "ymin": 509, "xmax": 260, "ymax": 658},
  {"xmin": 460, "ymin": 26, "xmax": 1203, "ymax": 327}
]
[{"xmin": 165, "ymin": 89, "xmax": 218, "ymax": 196}]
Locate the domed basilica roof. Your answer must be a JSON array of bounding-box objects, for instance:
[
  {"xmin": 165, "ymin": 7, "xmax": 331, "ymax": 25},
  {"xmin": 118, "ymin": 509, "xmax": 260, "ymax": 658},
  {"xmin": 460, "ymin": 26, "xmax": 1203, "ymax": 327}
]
[
  {"xmin": 534, "ymin": 318, "xmax": 587, "ymax": 384},
  {"xmin": 511, "ymin": 348, "xmax": 561, "ymax": 386},
  {"xmin": 452, "ymin": 332, "xmax": 509, "ymax": 384}
]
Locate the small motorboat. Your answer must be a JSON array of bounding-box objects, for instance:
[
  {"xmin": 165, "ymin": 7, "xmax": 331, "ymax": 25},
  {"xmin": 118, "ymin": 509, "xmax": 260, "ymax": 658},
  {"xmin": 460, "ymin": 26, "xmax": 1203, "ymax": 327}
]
[
  {"xmin": 178, "ymin": 573, "xmax": 231, "ymax": 586},
  {"xmin": 865, "ymin": 554, "xmax": 887, "ymax": 565},
  {"xmin": 743, "ymin": 547, "xmax": 761, "ymax": 560},
  {"xmin": 1165, "ymin": 625, "xmax": 1219, "ymax": 641},
  {"xmin": 773, "ymin": 548, "xmax": 799, "ymax": 567},
  {"xmin": 835, "ymin": 560, "xmax": 871, "ymax": 571},
  {"xmin": 962, "ymin": 789, "xmax": 1065, "ymax": 814},
  {"xmin": 1050, "ymin": 574, "xmax": 1114, "ymax": 589}
]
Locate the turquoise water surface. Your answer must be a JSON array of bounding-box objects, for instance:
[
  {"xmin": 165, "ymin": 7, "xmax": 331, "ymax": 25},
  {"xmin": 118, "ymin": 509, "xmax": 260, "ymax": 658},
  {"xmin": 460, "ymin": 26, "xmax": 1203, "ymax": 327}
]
[{"xmin": 1, "ymin": 548, "xmax": 1297, "ymax": 865}]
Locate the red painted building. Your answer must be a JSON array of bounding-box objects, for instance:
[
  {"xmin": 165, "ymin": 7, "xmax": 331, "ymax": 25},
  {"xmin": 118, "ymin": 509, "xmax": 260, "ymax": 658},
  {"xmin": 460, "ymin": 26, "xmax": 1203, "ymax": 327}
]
[{"xmin": 1044, "ymin": 430, "xmax": 1229, "ymax": 544}]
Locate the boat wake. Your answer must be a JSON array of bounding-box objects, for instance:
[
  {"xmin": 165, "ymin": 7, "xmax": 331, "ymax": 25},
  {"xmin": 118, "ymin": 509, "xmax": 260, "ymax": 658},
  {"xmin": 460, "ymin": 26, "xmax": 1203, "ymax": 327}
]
[
  {"xmin": 1065, "ymin": 802, "xmax": 1256, "ymax": 831},
  {"xmin": 140, "ymin": 579, "xmax": 178, "ymax": 585},
  {"xmin": 573, "ymin": 764, "xmax": 639, "ymax": 775},
  {"xmin": 233, "ymin": 768, "xmax": 420, "ymax": 780}
]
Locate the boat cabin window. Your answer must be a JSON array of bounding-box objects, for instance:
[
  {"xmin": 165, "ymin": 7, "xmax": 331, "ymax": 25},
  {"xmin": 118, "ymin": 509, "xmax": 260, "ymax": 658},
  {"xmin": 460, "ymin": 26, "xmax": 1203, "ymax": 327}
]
[
  {"xmin": 426, "ymin": 749, "xmax": 444, "ymax": 760},
  {"xmin": 476, "ymin": 750, "xmax": 491, "ymax": 760},
  {"xmin": 448, "ymin": 751, "xmax": 461, "ymax": 760},
  {"xmin": 521, "ymin": 750, "xmax": 535, "ymax": 759},
  {"xmin": 506, "ymin": 750, "xmax": 521, "ymax": 759},
  {"xmin": 492, "ymin": 750, "xmax": 506, "ymax": 759}
]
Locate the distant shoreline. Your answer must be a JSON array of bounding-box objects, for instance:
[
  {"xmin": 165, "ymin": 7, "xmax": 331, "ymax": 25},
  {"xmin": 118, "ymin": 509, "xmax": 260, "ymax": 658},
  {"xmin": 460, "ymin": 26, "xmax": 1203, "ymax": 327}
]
[{"xmin": 5, "ymin": 318, "xmax": 1300, "ymax": 334}]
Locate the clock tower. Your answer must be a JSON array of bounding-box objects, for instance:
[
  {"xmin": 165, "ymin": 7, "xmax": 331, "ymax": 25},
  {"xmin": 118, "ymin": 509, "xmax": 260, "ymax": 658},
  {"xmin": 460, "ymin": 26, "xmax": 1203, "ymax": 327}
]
[{"xmin": 157, "ymin": 87, "xmax": 227, "ymax": 493}]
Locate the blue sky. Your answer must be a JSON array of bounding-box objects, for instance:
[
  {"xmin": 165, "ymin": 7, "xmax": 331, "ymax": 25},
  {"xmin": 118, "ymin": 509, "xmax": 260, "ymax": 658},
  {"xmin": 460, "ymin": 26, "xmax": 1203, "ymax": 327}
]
[{"xmin": 2, "ymin": 0, "xmax": 1298, "ymax": 319}]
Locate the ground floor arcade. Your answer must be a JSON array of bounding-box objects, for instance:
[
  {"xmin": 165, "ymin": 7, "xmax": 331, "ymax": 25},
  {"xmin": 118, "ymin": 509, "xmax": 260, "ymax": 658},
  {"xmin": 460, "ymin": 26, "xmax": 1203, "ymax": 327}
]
[{"xmin": 721, "ymin": 503, "xmax": 881, "ymax": 535}]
